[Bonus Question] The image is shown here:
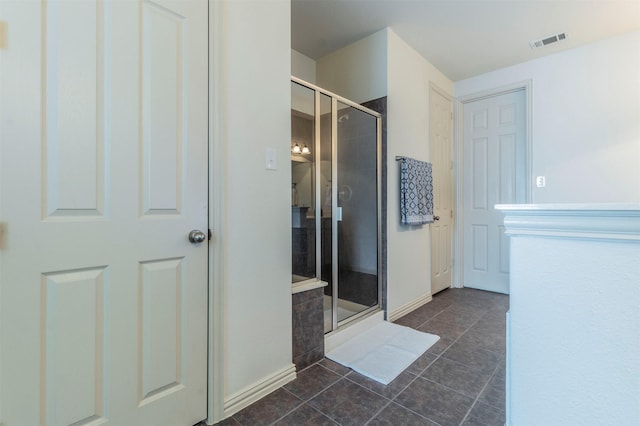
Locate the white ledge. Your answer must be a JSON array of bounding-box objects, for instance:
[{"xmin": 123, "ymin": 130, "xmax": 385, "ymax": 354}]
[
  {"xmin": 292, "ymin": 279, "xmax": 328, "ymax": 294},
  {"xmin": 496, "ymin": 203, "xmax": 640, "ymax": 242}
]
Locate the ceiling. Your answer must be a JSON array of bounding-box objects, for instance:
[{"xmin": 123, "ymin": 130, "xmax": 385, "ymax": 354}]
[{"xmin": 291, "ymin": 0, "xmax": 640, "ymax": 81}]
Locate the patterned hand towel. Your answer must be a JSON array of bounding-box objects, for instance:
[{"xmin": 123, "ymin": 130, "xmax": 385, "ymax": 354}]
[{"xmin": 400, "ymin": 157, "xmax": 434, "ymax": 225}]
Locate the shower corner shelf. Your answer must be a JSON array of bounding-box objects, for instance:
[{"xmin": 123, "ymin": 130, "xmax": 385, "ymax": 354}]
[{"xmin": 291, "ymin": 155, "xmax": 311, "ymax": 163}]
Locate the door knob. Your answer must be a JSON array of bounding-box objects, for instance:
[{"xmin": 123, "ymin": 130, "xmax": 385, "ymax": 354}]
[
  {"xmin": 188, "ymin": 230, "xmax": 207, "ymax": 244},
  {"xmin": 434, "ymin": 216, "xmax": 440, "ymax": 221}
]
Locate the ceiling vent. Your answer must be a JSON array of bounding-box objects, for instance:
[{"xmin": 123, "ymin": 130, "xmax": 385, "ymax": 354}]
[{"xmin": 529, "ymin": 32, "xmax": 567, "ymax": 49}]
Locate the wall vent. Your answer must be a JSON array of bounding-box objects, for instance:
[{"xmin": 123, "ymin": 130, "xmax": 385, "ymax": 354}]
[{"xmin": 529, "ymin": 32, "xmax": 567, "ymax": 49}]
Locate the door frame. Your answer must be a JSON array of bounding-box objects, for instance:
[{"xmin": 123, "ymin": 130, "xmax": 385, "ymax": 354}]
[
  {"xmin": 208, "ymin": 0, "xmax": 225, "ymax": 423},
  {"xmin": 429, "ymin": 82, "xmax": 454, "ymax": 294},
  {"xmin": 452, "ymin": 80, "xmax": 533, "ymax": 288}
]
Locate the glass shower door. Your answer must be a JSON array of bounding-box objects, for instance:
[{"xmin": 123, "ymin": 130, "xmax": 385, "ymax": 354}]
[
  {"xmin": 319, "ymin": 93, "xmax": 333, "ymax": 333},
  {"xmin": 333, "ymin": 102, "xmax": 380, "ymax": 324},
  {"xmin": 291, "ymin": 77, "xmax": 381, "ymax": 334}
]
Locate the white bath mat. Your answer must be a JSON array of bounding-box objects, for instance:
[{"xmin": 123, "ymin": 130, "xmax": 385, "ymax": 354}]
[{"xmin": 326, "ymin": 321, "xmax": 439, "ymax": 385}]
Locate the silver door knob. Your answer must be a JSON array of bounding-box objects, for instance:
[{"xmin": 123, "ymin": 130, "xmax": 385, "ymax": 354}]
[{"xmin": 189, "ymin": 230, "xmax": 207, "ymax": 244}]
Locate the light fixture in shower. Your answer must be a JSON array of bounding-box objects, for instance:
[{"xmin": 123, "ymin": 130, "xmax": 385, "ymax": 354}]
[{"xmin": 291, "ymin": 142, "xmax": 311, "ymax": 155}]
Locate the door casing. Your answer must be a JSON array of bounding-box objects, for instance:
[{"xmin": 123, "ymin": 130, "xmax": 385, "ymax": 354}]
[
  {"xmin": 429, "ymin": 83, "xmax": 454, "ymax": 295},
  {"xmin": 208, "ymin": 1, "xmax": 224, "ymax": 423},
  {"xmin": 453, "ymin": 81, "xmax": 533, "ymax": 288}
]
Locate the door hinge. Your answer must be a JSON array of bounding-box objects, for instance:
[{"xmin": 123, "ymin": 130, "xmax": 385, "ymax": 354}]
[
  {"xmin": 0, "ymin": 21, "xmax": 7, "ymax": 50},
  {"xmin": 0, "ymin": 222, "xmax": 6, "ymax": 250}
]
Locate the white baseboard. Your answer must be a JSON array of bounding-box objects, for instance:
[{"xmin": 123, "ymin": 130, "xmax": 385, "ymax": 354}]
[
  {"xmin": 324, "ymin": 311, "xmax": 384, "ymax": 353},
  {"xmin": 388, "ymin": 294, "xmax": 432, "ymax": 322},
  {"xmin": 223, "ymin": 363, "xmax": 297, "ymax": 419}
]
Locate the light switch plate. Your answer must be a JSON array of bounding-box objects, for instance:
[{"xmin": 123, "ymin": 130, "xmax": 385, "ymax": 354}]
[
  {"xmin": 536, "ymin": 176, "xmax": 546, "ymax": 188},
  {"xmin": 265, "ymin": 148, "xmax": 277, "ymax": 170}
]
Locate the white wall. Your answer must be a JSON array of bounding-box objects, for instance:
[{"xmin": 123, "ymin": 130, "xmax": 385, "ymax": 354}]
[
  {"xmin": 316, "ymin": 30, "xmax": 387, "ymax": 279},
  {"xmin": 386, "ymin": 29, "xmax": 454, "ymax": 317},
  {"xmin": 216, "ymin": 0, "xmax": 293, "ymax": 415},
  {"xmin": 317, "ymin": 29, "xmax": 388, "ymax": 103},
  {"xmin": 455, "ymin": 31, "xmax": 640, "ymax": 203},
  {"xmin": 291, "ymin": 49, "xmax": 316, "ymax": 83}
]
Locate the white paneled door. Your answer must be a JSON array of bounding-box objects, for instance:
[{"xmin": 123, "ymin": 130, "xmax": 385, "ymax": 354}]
[
  {"xmin": 462, "ymin": 90, "xmax": 526, "ymax": 294},
  {"xmin": 0, "ymin": 1, "xmax": 208, "ymax": 425},
  {"xmin": 430, "ymin": 86, "xmax": 454, "ymax": 294}
]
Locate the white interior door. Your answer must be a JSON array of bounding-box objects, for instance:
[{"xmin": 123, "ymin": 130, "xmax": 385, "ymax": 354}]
[
  {"xmin": 0, "ymin": 1, "xmax": 208, "ymax": 425},
  {"xmin": 462, "ymin": 89, "xmax": 526, "ymax": 294},
  {"xmin": 430, "ymin": 86, "xmax": 454, "ymax": 295}
]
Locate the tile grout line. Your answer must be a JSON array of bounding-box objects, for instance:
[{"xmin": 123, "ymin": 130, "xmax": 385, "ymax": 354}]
[
  {"xmin": 457, "ymin": 360, "xmax": 503, "ymax": 425},
  {"xmin": 365, "ymin": 398, "xmax": 446, "ymax": 426},
  {"xmin": 266, "ymin": 363, "xmax": 347, "ymax": 425},
  {"xmin": 361, "ymin": 399, "xmax": 394, "ymax": 426},
  {"xmin": 264, "ymin": 387, "xmax": 305, "ymax": 426}
]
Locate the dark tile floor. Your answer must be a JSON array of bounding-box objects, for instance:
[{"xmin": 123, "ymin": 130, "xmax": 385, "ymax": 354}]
[{"xmin": 217, "ymin": 288, "xmax": 508, "ymax": 426}]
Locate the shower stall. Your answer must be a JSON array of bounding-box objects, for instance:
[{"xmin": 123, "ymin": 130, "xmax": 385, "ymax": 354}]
[{"xmin": 291, "ymin": 77, "xmax": 382, "ymax": 334}]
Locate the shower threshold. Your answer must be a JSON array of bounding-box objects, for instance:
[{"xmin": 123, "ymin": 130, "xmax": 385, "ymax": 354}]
[{"xmin": 323, "ymin": 295, "xmax": 370, "ymax": 328}]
